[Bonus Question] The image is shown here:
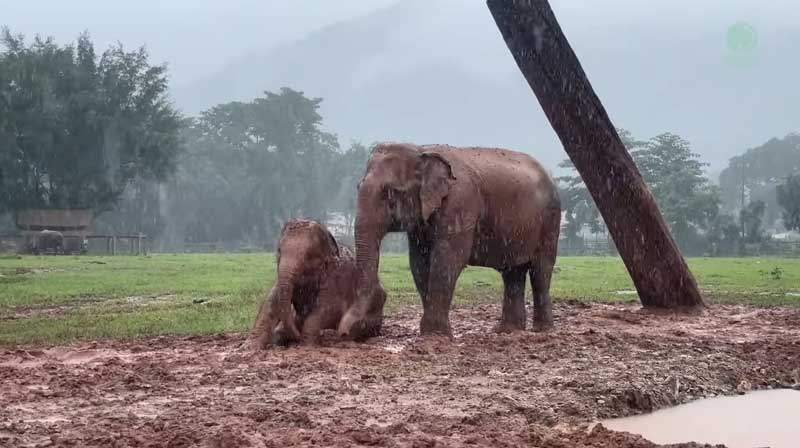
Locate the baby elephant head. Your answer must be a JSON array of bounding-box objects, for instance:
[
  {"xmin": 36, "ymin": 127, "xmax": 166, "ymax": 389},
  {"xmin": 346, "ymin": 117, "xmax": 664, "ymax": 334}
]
[{"xmin": 271, "ymin": 219, "xmax": 340, "ymax": 344}]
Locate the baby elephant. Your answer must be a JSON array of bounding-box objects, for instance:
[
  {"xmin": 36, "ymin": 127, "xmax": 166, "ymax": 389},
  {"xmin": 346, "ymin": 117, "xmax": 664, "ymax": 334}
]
[{"xmin": 247, "ymin": 219, "xmax": 358, "ymax": 349}]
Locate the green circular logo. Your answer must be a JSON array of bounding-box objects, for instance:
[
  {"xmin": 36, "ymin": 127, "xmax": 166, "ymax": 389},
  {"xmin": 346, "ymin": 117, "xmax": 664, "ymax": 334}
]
[{"xmin": 727, "ymin": 22, "xmax": 758, "ymax": 53}]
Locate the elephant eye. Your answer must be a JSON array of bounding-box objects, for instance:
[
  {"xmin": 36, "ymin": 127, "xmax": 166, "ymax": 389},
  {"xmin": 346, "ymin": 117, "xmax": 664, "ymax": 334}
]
[{"xmin": 385, "ymin": 186, "xmax": 400, "ymax": 201}]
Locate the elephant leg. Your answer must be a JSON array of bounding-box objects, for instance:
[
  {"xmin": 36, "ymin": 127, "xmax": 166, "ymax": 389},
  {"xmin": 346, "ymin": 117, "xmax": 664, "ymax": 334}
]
[
  {"xmin": 338, "ymin": 292, "xmax": 384, "ymax": 341},
  {"xmin": 300, "ymin": 309, "xmax": 324, "ymax": 344},
  {"xmin": 531, "ymin": 211, "xmax": 559, "ymax": 330},
  {"xmin": 530, "ymin": 257, "xmax": 555, "ymax": 331},
  {"xmin": 246, "ymin": 286, "xmax": 278, "ymax": 350},
  {"xmin": 302, "ymin": 288, "xmax": 345, "ymax": 344},
  {"xmin": 495, "ymin": 266, "xmax": 528, "ymax": 333},
  {"xmin": 408, "ymin": 233, "xmax": 431, "ymax": 306},
  {"xmin": 420, "ymin": 234, "xmax": 471, "ymax": 337}
]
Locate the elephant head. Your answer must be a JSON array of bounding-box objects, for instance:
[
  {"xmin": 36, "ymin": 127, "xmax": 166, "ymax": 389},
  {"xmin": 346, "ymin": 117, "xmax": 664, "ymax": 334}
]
[
  {"xmin": 273, "ymin": 219, "xmax": 340, "ymax": 343},
  {"xmin": 342, "ymin": 142, "xmax": 456, "ymax": 337}
]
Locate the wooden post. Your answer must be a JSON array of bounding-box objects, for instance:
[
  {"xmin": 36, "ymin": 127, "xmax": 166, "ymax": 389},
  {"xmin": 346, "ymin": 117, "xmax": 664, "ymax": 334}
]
[
  {"xmin": 112, "ymin": 236, "xmax": 117, "ymax": 256},
  {"xmin": 487, "ymin": 0, "xmax": 703, "ymax": 308}
]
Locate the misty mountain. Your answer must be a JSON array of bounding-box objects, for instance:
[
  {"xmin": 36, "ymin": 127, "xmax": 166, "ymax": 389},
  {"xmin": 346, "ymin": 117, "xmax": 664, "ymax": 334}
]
[{"xmin": 173, "ymin": 0, "xmax": 800, "ymax": 173}]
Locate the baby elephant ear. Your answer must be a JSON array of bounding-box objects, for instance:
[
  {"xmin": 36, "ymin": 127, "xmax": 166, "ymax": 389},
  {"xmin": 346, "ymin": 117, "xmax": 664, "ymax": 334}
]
[
  {"xmin": 419, "ymin": 152, "xmax": 456, "ymax": 222},
  {"xmin": 323, "ymin": 225, "xmax": 340, "ymax": 257}
]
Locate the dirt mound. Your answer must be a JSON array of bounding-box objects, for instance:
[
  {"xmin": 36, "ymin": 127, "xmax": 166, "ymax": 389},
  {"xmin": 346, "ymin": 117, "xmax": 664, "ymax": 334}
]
[{"xmin": 1, "ymin": 301, "xmax": 798, "ymax": 447}]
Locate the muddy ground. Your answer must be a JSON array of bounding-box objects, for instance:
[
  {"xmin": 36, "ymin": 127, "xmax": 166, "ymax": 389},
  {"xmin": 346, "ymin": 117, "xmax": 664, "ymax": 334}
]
[{"xmin": 1, "ymin": 301, "xmax": 799, "ymax": 448}]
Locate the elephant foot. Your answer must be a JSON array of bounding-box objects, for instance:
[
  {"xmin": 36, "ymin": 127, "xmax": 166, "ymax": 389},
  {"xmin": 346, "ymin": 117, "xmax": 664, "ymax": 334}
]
[
  {"xmin": 531, "ymin": 319, "xmax": 554, "ymax": 333},
  {"xmin": 301, "ymin": 335, "xmax": 321, "ymax": 346},
  {"xmin": 338, "ymin": 310, "xmax": 383, "ymax": 342},
  {"xmin": 493, "ymin": 320, "xmax": 526, "ymax": 334},
  {"xmin": 272, "ymin": 324, "xmax": 300, "ymax": 347},
  {"xmin": 338, "ymin": 319, "xmax": 382, "ymax": 342},
  {"xmin": 348, "ymin": 323, "xmax": 383, "ymax": 341},
  {"xmin": 419, "ymin": 315, "xmax": 452, "ymax": 338},
  {"xmin": 240, "ymin": 338, "xmax": 266, "ymax": 352}
]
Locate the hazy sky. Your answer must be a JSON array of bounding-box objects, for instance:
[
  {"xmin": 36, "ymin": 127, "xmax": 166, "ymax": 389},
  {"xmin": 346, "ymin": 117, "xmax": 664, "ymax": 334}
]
[
  {"xmin": 6, "ymin": 0, "xmax": 797, "ymax": 87},
  {"xmin": 3, "ymin": 0, "xmax": 798, "ymax": 171},
  {"xmin": 1, "ymin": 0, "xmax": 396, "ymax": 86}
]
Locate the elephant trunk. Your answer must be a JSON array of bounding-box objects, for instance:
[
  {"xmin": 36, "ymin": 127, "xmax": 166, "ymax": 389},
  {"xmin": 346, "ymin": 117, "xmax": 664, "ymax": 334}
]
[
  {"xmin": 275, "ymin": 259, "xmax": 301, "ymax": 339},
  {"xmin": 338, "ymin": 176, "xmax": 391, "ymax": 339},
  {"xmin": 353, "ymin": 181, "xmax": 389, "ymax": 312}
]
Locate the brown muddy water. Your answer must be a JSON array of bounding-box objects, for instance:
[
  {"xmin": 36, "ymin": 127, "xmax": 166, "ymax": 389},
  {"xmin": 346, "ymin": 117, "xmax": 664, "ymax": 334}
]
[{"xmin": 604, "ymin": 389, "xmax": 800, "ymax": 448}]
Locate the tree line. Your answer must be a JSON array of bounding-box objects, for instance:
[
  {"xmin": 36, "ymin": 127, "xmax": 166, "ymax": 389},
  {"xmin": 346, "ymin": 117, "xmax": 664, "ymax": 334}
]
[
  {"xmin": 559, "ymin": 131, "xmax": 800, "ymax": 256},
  {"xmin": 0, "ymin": 30, "xmax": 372, "ymax": 250},
  {"xmin": 93, "ymin": 88, "xmax": 374, "ymax": 250},
  {"xmin": 2, "ymin": 30, "xmax": 798, "ymax": 254}
]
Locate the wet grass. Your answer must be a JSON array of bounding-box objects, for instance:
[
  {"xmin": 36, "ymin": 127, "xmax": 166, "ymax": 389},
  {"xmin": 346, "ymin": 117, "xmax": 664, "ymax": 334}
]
[{"xmin": 0, "ymin": 254, "xmax": 798, "ymax": 345}]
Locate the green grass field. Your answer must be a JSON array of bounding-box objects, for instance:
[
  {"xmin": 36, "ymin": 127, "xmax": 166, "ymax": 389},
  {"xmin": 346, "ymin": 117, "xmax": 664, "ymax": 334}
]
[{"xmin": 1, "ymin": 254, "xmax": 798, "ymax": 345}]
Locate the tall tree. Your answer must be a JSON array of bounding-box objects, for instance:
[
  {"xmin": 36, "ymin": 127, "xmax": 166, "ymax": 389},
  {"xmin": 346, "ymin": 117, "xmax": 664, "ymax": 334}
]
[
  {"xmin": 556, "ymin": 159, "xmax": 602, "ymax": 249},
  {"xmin": 488, "ymin": 0, "xmax": 704, "ymax": 308},
  {"xmin": 718, "ymin": 133, "xmax": 800, "ymax": 226},
  {"xmin": 776, "ymin": 174, "xmax": 800, "ymax": 231},
  {"xmin": 0, "ymin": 28, "xmax": 182, "ymax": 214},
  {"xmin": 739, "ymin": 200, "xmax": 766, "ymax": 243},
  {"xmin": 160, "ymin": 89, "xmax": 340, "ymax": 248},
  {"xmin": 631, "ymin": 133, "xmax": 720, "ymax": 250},
  {"xmin": 332, "ymin": 141, "xmax": 371, "ymax": 239}
]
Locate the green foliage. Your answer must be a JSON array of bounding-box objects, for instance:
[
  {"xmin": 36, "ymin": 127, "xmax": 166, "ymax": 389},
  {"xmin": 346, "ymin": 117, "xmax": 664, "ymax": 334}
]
[
  {"xmin": 776, "ymin": 174, "xmax": 800, "ymax": 231},
  {"xmin": 757, "ymin": 266, "xmax": 784, "ymax": 281},
  {"xmin": 556, "ymin": 158, "xmax": 603, "ymax": 245},
  {"xmin": 718, "ymin": 133, "xmax": 800, "ymax": 225},
  {"xmin": 558, "ymin": 129, "xmax": 722, "ymax": 254},
  {"xmin": 330, "ymin": 141, "xmax": 371, "ymax": 242},
  {"xmin": 631, "ymin": 133, "xmax": 721, "ymax": 250},
  {"xmin": 706, "ymin": 212, "xmax": 741, "ymax": 255},
  {"xmin": 0, "ymin": 29, "xmax": 182, "ymax": 214},
  {"xmin": 739, "ymin": 199, "xmax": 766, "ymax": 243},
  {"xmin": 153, "ymin": 88, "xmax": 361, "ymax": 248}
]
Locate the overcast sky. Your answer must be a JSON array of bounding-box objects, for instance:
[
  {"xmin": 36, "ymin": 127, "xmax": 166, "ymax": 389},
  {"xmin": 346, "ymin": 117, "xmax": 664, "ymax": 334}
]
[
  {"xmin": 6, "ymin": 0, "xmax": 797, "ymax": 87},
  {"xmin": 1, "ymin": 0, "xmax": 396, "ymax": 86},
  {"xmin": 3, "ymin": 0, "xmax": 798, "ymax": 171}
]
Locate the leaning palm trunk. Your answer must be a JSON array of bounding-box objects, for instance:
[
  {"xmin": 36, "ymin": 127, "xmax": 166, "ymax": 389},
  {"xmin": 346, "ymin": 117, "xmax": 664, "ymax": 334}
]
[{"xmin": 487, "ymin": 0, "xmax": 703, "ymax": 308}]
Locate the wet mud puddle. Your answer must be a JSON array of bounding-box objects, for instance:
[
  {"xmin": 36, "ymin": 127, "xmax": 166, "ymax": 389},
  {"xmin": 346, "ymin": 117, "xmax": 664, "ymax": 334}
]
[{"xmin": 603, "ymin": 389, "xmax": 800, "ymax": 448}]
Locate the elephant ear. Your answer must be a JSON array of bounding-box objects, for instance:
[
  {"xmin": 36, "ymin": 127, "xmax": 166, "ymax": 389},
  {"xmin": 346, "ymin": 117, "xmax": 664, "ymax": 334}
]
[
  {"xmin": 420, "ymin": 152, "xmax": 457, "ymax": 222},
  {"xmin": 321, "ymin": 225, "xmax": 340, "ymax": 258}
]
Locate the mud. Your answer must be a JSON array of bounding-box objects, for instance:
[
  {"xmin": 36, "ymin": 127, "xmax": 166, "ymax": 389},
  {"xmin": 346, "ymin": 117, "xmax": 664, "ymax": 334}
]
[{"xmin": 1, "ymin": 301, "xmax": 799, "ymax": 447}]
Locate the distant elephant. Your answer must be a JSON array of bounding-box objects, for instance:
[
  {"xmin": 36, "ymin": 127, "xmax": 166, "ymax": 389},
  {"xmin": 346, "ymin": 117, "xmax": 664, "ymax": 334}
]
[
  {"xmin": 33, "ymin": 230, "xmax": 64, "ymax": 255},
  {"xmin": 247, "ymin": 219, "xmax": 368, "ymax": 349},
  {"xmin": 338, "ymin": 143, "xmax": 561, "ymax": 339}
]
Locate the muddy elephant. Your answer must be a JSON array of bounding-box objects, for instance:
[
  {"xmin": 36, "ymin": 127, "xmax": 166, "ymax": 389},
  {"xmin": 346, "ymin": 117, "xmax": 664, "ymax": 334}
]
[
  {"xmin": 247, "ymin": 219, "xmax": 368, "ymax": 349},
  {"xmin": 338, "ymin": 142, "xmax": 561, "ymax": 339},
  {"xmin": 32, "ymin": 230, "xmax": 64, "ymax": 255}
]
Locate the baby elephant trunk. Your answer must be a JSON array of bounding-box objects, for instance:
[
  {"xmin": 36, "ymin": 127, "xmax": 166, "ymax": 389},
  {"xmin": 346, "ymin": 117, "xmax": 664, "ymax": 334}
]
[{"xmin": 274, "ymin": 261, "xmax": 302, "ymax": 344}]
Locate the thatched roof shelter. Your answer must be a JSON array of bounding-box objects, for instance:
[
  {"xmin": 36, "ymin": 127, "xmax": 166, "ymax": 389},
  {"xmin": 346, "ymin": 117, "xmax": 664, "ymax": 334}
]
[{"xmin": 15, "ymin": 209, "xmax": 93, "ymax": 232}]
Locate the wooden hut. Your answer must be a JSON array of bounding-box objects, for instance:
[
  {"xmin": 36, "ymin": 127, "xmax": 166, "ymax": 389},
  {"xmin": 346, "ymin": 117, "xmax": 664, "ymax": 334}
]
[{"xmin": 16, "ymin": 209, "xmax": 93, "ymax": 254}]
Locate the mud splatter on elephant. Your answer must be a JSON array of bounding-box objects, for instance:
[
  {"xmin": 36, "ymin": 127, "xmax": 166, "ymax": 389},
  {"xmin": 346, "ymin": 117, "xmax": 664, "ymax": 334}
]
[{"xmin": 339, "ymin": 142, "xmax": 561, "ymax": 340}]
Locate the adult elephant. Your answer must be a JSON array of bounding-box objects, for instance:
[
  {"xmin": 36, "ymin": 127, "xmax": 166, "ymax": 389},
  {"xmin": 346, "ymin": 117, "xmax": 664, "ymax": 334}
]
[
  {"xmin": 32, "ymin": 230, "xmax": 64, "ymax": 255},
  {"xmin": 338, "ymin": 142, "xmax": 561, "ymax": 339}
]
